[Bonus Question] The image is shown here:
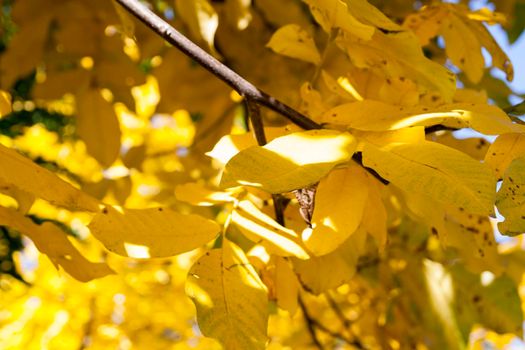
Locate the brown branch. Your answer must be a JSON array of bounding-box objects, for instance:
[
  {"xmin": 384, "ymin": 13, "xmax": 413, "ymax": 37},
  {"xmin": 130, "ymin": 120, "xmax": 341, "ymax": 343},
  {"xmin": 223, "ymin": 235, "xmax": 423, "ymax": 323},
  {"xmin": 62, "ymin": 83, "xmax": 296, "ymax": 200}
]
[
  {"xmin": 244, "ymin": 99, "xmax": 286, "ymax": 226},
  {"xmin": 114, "ymin": 0, "xmax": 321, "ymax": 130},
  {"xmin": 115, "ymin": 0, "xmax": 388, "ymax": 190}
]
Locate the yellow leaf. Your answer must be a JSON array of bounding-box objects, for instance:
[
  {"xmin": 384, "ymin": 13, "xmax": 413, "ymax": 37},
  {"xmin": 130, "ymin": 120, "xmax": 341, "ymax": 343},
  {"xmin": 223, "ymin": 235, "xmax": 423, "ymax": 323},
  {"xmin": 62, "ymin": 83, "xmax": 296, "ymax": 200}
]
[
  {"xmin": 484, "ymin": 133, "xmax": 525, "ymax": 179},
  {"xmin": 435, "ymin": 134, "xmax": 490, "ymax": 161},
  {"xmin": 175, "ymin": 182, "xmax": 237, "ymax": 206},
  {"xmin": 496, "ymin": 157, "xmax": 525, "ymax": 236},
  {"xmin": 175, "ymin": 0, "xmax": 219, "ymax": 54},
  {"xmin": 441, "ymin": 13, "xmax": 484, "ymax": 83},
  {"xmin": 187, "ymin": 240, "xmax": 268, "ymax": 349},
  {"xmin": 293, "ymin": 227, "xmax": 366, "ymax": 294},
  {"xmin": 445, "ymin": 207, "xmax": 501, "ymax": 274},
  {"xmin": 0, "ymin": 90, "xmax": 11, "ymax": 117},
  {"xmin": 403, "ymin": 5, "xmax": 449, "ymax": 45},
  {"xmin": 305, "ymin": 165, "xmax": 369, "ymax": 256},
  {"xmin": 353, "ymin": 127, "xmax": 425, "ymax": 151},
  {"xmin": 88, "ymin": 205, "xmax": 220, "ymax": 258},
  {"xmin": 362, "ymin": 141, "xmax": 496, "ymax": 215},
  {"xmin": 207, "ymin": 133, "xmax": 257, "ymax": 164},
  {"xmin": 0, "ymin": 13, "xmax": 52, "ymax": 88},
  {"xmin": 336, "ymin": 30, "xmax": 456, "ymax": 102},
  {"xmin": 267, "ymin": 24, "xmax": 321, "ymax": 65},
  {"xmin": 300, "ymin": 82, "xmax": 327, "ymax": 118},
  {"xmin": 321, "ymin": 100, "xmax": 524, "ymax": 135},
  {"xmin": 362, "ymin": 176, "xmax": 387, "ymax": 250},
  {"xmin": 231, "ymin": 200, "xmax": 309, "ymax": 259},
  {"xmin": 404, "ymin": 192, "xmax": 448, "ymax": 243},
  {"xmin": 207, "ymin": 126, "xmax": 302, "ymax": 164},
  {"xmin": 224, "ymin": 0, "xmax": 252, "ymax": 30},
  {"xmin": 0, "ymin": 205, "xmax": 114, "ymax": 282},
  {"xmin": 0, "ymin": 186, "xmax": 35, "ymax": 214},
  {"xmin": 320, "ymin": 70, "xmax": 355, "ymax": 101},
  {"xmin": 347, "ymin": 0, "xmax": 406, "ymax": 32},
  {"xmin": 76, "ymin": 88, "xmax": 122, "ymax": 167},
  {"xmin": 0, "ymin": 143, "xmax": 99, "ymax": 211},
  {"xmin": 220, "ymin": 130, "xmax": 357, "ymax": 193},
  {"xmin": 274, "ymin": 257, "xmax": 299, "ymax": 314},
  {"xmin": 463, "ymin": 20, "xmax": 513, "ymax": 81},
  {"xmin": 112, "ymin": 0, "xmax": 135, "ymax": 38},
  {"xmin": 303, "ymin": 0, "xmax": 374, "ymax": 40}
]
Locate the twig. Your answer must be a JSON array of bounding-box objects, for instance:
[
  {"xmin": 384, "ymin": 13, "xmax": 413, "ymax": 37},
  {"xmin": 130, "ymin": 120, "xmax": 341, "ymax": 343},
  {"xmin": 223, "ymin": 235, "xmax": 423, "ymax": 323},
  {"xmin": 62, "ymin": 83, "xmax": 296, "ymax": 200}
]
[
  {"xmin": 244, "ymin": 99, "xmax": 286, "ymax": 225},
  {"xmin": 352, "ymin": 153, "xmax": 389, "ymax": 185},
  {"xmin": 245, "ymin": 99, "xmax": 267, "ymax": 145},
  {"xmin": 79, "ymin": 297, "xmax": 96, "ymax": 350},
  {"xmin": 424, "ymin": 125, "xmax": 458, "ymax": 134},
  {"xmin": 115, "ymin": 0, "xmax": 389, "ymax": 190},
  {"xmin": 298, "ymin": 295, "xmax": 324, "ymax": 349},
  {"xmin": 114, "ymin": 0, "xmax": 321, "ymax": 131},
  {"xmin": 326, "ymin": 292, "xmax": 351, "ymax": 328},
  {"xmin": 299, "ymin": 295, "xmax": 365, "ymax": 349}
]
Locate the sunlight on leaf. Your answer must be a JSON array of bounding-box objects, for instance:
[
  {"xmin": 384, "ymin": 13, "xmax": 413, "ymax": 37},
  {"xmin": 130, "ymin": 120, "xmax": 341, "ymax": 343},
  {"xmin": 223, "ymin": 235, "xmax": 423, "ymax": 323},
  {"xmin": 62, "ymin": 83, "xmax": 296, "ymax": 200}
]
[
  {"xmin": 187, "ymin": 240, "xmax": 268, "ymax": 349},
  {"xmin": 0, "ymin": 143, "xmax": 99, "ymax": 212},
  {"xmin": 0, "ymin": 205, "xmax": 114, "ymax": 282},
  {"xmin": 221, "ymin": 130, "xmax": 356, "ymax": 193},
  {"xmin": 232, "ymin": 200, "xmax": 309, "ymax": 259},
  {"xmin": 305, "ymin": 165, "xmax": 369, "ymax": 256},
  {"xmin": 89, "ymin": 206, "xmax": 220, "ymax": 258},
  {"xmin": 363, "ymin": 141, "xmax": 496, "ymax": 215}
]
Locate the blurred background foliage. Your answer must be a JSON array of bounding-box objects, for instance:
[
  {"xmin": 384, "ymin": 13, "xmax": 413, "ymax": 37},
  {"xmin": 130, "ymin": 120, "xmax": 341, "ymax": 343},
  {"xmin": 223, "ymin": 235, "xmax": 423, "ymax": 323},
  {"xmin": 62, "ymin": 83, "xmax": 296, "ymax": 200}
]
[{"xmin": 1, "ymin": 0, "xmax": 525, "ymax": 349}]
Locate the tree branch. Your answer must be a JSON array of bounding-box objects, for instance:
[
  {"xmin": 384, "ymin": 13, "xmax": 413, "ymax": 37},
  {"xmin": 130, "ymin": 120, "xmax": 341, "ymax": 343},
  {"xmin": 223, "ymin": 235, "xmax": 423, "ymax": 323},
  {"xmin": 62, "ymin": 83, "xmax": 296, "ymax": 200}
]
[
  {"xmin": 245, "ymin": 99, "xmax": 286, "ymax": 226},
  {"xmin": 115, "ymin": 0, "xmax": 389, "ymax": 186},
  {"xmin": 114, "ymin": 0, "xmax": 321, "ymax": 130},
  {"xmin": 298, "ymin": 295, "xmax": 324, "ymax": 349}
]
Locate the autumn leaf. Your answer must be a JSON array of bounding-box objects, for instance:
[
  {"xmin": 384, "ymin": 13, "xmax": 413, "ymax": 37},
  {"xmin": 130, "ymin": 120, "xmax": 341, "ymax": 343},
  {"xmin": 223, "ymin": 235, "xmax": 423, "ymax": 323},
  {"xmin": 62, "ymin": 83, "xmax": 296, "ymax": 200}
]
[
  {"xmin": 267, "ymin": 24, "xmax": 321, "ymax": 65},
  {"xmin": 0, "ymin": 90, "xmax": 11, "ymax": 116},
  {"xmin": 187, "ymin": 240, "xmax": 268, "ymax": 349},
  {"xmin": 220, "ymin": 130, "xmax": 357, "ymax": 193},
  {"xmin": 231, "ymin": 199, "xmax": 309, "ymax": 259},
  {"xmin": 362, "ymin": 141, "xmax": 496, "ymax": 215},
  {"xmin": 485, "ymin": 133, "xmax": 525, "ymax": 178},
  {"xmin": 0, "ymin": 205, "xmax": 114, "ymax": 282},
  {"xmin": 496, "ymin": 157, "xmax": 525, "ymax": 235},
  {"xmin": 321, "ymin": 100, "xmax": 524, "ymax": 135},
  {"xmin": 88, "ymin": 205, "xmax": 221, "ymax": 258},
  {"xmin": 175, "ymin": 0, "xmax": 219, "ymax": 54},
  {"xmin": 76, "ymin": 87, "xmax": 122, "ymax": 167},
  {"xmin": 304, "ymin": 165, "xmax": 369, "ymax": 256},
  {"xmin": 0, "ymin": 143, "xmax": 99, "ymax": 212}
]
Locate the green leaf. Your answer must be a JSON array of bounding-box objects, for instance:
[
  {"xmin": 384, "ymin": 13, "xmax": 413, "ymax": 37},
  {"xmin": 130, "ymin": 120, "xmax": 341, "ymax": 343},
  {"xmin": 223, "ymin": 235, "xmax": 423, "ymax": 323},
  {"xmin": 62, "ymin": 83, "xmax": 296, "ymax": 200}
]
[{"xmin": 451, "ymin": 265, "xmax": 523, "ymax": 339}]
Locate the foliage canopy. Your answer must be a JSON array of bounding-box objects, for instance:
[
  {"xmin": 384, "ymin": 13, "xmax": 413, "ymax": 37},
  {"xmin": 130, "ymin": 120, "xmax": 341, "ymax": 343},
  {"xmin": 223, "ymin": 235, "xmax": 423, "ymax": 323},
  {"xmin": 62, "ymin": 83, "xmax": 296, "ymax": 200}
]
[{"xmin": 1, "ymin": 0, "xmax": 525, "ymax": 349}]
